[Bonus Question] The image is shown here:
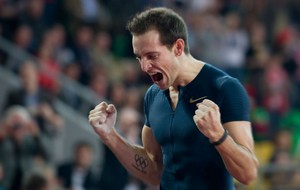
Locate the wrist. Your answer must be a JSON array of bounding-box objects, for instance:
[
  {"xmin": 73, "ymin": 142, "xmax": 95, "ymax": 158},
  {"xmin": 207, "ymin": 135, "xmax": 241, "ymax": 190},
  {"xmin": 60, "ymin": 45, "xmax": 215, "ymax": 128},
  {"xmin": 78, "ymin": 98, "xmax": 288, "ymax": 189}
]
[
  {"xmin": 103, "ymin": 129, "xmax": 118, "ymax": 145},
  {"xmin": 209, "ymin": 129, "xmax": 229, "ymax": 146}
]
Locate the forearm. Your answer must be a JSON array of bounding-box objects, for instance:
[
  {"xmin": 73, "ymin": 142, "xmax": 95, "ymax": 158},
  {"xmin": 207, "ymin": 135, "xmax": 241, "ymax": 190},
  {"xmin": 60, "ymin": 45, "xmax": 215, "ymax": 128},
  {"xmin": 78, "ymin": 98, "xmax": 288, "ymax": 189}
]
[
  {"xmin": 89, "ymin": 102, "xmax": 163, "ymax": 184},
  {"xmin": 216, "ymin": 135, "xmax": 258, "ymax": 185},
  {"xmin": 104, "ymin": 131, "xmax": 162, "ymax": 185}
]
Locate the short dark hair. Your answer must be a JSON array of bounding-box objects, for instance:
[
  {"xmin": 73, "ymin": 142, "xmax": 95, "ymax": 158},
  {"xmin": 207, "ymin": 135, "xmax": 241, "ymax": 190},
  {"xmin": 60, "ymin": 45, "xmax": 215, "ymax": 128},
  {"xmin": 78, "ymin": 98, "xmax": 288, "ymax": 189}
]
[
  {"xmin": 127, "ymin": 7, "xmax": 190, "ymax": 54},
  {"xmin": 74, "ymin": 141, "xmax": 93, "ymax": 152},
  {"xmin": 23, "ymin": 173, "xmax": 47, "ymax": 190}
]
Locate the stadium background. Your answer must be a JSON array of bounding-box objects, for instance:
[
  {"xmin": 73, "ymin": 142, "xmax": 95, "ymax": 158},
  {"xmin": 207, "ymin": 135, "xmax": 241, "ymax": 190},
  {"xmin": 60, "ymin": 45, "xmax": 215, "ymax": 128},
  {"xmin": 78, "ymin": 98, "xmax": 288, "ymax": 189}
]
[{"xmin": 1, "ymin": 0, "xmax": 300, "ymax": 189}]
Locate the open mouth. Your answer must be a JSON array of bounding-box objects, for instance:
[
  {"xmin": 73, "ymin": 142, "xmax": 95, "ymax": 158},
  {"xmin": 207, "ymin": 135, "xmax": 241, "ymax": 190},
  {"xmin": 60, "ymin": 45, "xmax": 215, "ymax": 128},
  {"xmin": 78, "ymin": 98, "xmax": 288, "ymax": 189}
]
[{"xmin": 151, "ymin": 72, "xmax": 163, "ymax": 83}]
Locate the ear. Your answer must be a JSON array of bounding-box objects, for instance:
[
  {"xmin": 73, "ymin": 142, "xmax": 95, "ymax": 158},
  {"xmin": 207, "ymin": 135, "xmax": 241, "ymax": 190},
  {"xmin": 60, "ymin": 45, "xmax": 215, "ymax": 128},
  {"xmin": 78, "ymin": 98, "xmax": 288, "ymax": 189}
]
[{"xmin": 174, "ymin": 39, "xmax": 185, "ymax": 56}]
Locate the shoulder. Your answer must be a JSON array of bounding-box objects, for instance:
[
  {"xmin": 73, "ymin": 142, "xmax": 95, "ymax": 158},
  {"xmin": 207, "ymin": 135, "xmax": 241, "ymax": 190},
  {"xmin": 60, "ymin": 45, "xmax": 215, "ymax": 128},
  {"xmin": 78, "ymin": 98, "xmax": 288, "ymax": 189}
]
[
  {"xmin": 204, "ymin": 64, "xmax": 237, "ymax": 89},
  {"xmin": 144, "ymin": 84, "xmax": 161, "ymax": 100},
  {"xmin": 204, "ymin": 64, "xmax": 244, "ymax": 93},
  {"xmin": 216, "ymin": 78, "xmax": 250, "ymax": 122},
  {"xmin": 145, "ymin": 84, "xmax": 160, "ymax": 94},
  {"xmin": 218, "ymin": 77, "xmax": 246, "ymax": 97},
  {"xmin": 144, "ymin": 85, "xmax": 163, "ymax": 115},
  {"xmin": 218, "ymin": 76, "xmax": 242, "ymax": 91}
]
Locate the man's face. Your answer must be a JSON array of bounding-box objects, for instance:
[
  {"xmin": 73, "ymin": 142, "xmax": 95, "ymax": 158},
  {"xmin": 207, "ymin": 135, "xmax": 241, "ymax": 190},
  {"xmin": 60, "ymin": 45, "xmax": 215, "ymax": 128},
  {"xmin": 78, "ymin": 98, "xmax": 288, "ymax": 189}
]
[
  {"xmin": 132, "ymin": 30, "xmax": 179, "ymax": 90},
  {"xmin": 76, "ymin": 146, "xmax": 93, "ymax": 169}
]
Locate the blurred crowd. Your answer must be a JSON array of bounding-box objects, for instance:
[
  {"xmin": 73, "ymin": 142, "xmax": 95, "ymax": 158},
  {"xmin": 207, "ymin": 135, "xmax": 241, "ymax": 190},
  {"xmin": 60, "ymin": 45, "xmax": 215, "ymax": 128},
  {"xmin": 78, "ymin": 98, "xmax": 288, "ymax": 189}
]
[{"xmin": 1, "ymin": 0, "xmax": 300, "ymax": 189}]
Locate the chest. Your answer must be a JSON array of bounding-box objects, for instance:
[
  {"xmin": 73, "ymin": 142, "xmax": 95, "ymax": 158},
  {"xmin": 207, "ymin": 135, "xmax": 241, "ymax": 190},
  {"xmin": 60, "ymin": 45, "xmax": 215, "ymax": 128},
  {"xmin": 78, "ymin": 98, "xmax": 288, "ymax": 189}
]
[{"xmin": 148, "ymin": 92, "xmax": 207, "ymax": 147}]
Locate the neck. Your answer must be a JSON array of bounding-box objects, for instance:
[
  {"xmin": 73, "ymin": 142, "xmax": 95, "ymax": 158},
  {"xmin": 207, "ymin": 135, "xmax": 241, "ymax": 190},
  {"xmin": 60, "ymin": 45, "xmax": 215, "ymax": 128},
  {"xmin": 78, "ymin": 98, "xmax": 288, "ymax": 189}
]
[{"xmin": 172, "ymin": 54, "xmax": 205, "ymax": 89}]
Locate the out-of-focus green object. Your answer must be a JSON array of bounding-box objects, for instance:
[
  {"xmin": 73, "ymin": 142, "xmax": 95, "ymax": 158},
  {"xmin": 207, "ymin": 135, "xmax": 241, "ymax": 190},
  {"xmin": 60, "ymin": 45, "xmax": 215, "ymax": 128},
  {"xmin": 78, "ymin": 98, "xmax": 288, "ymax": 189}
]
[
  {"xmin": 251, "ymin": 107, "xmax": 270, "ymax": 142},
  {"xmin": 280, "ymin": 109, "xmax": 300, "ymax": 158}
]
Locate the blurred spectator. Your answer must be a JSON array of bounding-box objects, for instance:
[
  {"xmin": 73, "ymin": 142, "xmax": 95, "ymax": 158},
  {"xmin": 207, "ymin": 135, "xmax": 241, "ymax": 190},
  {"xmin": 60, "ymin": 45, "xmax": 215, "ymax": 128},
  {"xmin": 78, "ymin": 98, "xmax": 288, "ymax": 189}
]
[
  {"xmin": 36, "ymin": 38, "xmax": 61, "ymax": 95},
  {"xmin": 279, "ymin": 25, "xmax": 300, "ymax": 108},
  {"xmin": 50, "ymin": 23, "xmax": 75, "ymax": 67},
  {"xmin": 188, "ymin": 9, "xmax": 249, "ymax": 81},
  {"xmin": 121, "ymin": 59, "xmax": 144, "ymax": 88},
  {"xmin": 245, "ymin": 21, "xmax": 270, "ymax": 106},
  {"xmin": 185, "ymin": 10, "xmax": 206, "ymax": 59},
  {"xmin": 221, "ymin": 11, "xmax": 249, "ymax": 81},
  {"xmin": 0, "ymin": 162, "xmax": 3, "ymax": 190},
  {"xmin": 78, "ymin": 64, "xmax": 109, "ymax": 114},
  {"xmin": 19, "ymin": 0, "xmax": 48, "ymax": 53},
  {"xmin": 22, "ymin": 172, "xmax": 49, "ymax": 190},
  {"xmin": 263, "ymin": 55, "xmax": 290, "ymax": 134},
  {"xmin": 264, "ymin": 129, "xmax": 299, "ymax": 189},
  {"xmin": 273, "ymin": 129, "xmax": 293, "ymax": 153},
  {"xmin": 266, "ymin": 149, "xmax": 295, "ymax": 189},
  {"xmin": 4, "ymin": 24, "xmax": 34, "ymax": 71},
  {"xmin": 89, "ymin": 65, "xmax": 109, "ymax": 99},
  {"xmin": 23, "ymin": 164, "xmax": 65, "ymax": 190},
  {"xmin": 108, "ymin": 81, "xmax": 127, "ymax": 109},
  {"xmin": 0, "ymin": 105, "xmax": 49, "ymax": 190},
  {"xmin": 90, "ymin": 31, "xmax": 121, "ymax": 81},
  {"xmin": 90, "ymin": 31, "xmax": 114, "ymax": 66},
  {"xmin": 71, "ymin": 25, "xmax": 94, "ymax": 85},
  {"xmin": 117, "ymin": 107, "xmax": 142, "ymax": 144},
  {"xmin": 125, "ymin": 87, "xmax": 143, "ymax": 113},
  {"xmin": 24, "ymin": 163, "xmax": 65, "ymax": 190},
  {"xmin": 0, "ymin": 0, "xmax": 26, "ymax": 40},
  {"xmin": 42, "ymin": 0, "xmax": 64, "ymax": 27},
  {"xmin": 59, "ymin": 61, "xmax": 82, "ymax": 109},
  {"xmin": 193, "ymin": 14, "xmax": 225, "ymax": 65},
  {"xmin": 57, "ymin": 141, "xmax": 99, "ymax": 190},
  {"xmin": 36, "ymin": 27, "xmax": 63, "ymax": 96},
  {"xmin": 64, "ymin": 0, "xmax": 111, "ymax": 32},
  {"xmin": 250, "ymin": 104, "xmax": 271, "ymax": 141},
  {"xmin": 13, "ymin": 24, "xmax": 33, "ymax": 52},
  {"xmin": 4, "ymin": 60, "xmax": 64, "ymax": 137}
]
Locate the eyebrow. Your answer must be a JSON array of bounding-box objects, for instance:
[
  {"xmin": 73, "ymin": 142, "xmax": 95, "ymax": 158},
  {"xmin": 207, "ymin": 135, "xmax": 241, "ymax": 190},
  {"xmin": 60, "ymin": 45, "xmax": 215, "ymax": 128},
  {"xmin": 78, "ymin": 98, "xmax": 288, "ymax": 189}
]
[
  {"xmin": 134, "ymin": 53, "xmax": 140, "ymax": 58},
  {"xmin": 135, "ymin": 51, "xmax": 159, "ymax": 57}
]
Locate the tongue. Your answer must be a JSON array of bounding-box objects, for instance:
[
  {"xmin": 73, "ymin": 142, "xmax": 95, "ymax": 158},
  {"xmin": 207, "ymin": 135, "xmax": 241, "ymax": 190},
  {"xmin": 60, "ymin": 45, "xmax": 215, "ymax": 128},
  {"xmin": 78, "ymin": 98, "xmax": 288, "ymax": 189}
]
[{"xmin": 153, "ymin": 73, "xmax": 163, "ymax": 82}]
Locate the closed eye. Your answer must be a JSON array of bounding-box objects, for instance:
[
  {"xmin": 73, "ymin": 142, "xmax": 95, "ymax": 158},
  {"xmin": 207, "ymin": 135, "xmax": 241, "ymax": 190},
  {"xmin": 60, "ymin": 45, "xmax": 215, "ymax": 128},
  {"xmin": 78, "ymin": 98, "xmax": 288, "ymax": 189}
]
[
  {"xmin": 135, "ymin": 52, "xmax": 160, "ymax": 63},
  {"xmin": 146, "ymin": 53, "xmax": 159, "ymax": 61}
]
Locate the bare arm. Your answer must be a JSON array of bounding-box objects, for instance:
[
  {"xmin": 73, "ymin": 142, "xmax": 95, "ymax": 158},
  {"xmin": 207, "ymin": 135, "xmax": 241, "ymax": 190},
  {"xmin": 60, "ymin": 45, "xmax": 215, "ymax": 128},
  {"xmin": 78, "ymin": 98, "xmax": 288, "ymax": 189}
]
[
  {"xmin": 105, "ymin": 126, "xmax": 163, "ymax": 185},
  {"xmin": 89, "ymin": 102, "xmax": 163, "ymax": 185},
  {"xmin": 215, "ymin": 121, "xmax": 259, "ymax": 185},
  {"xmin": 193, "ymin": 100, "xmax": 258, "ymax": 185}
]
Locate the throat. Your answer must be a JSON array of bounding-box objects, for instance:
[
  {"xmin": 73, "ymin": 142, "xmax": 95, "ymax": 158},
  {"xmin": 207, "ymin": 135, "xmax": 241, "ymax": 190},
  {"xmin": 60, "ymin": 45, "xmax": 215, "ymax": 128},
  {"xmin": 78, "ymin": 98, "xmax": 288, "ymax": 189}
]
[{"xmin": 169, "ymin": 86, "xmax": 179, "ymax": 110}]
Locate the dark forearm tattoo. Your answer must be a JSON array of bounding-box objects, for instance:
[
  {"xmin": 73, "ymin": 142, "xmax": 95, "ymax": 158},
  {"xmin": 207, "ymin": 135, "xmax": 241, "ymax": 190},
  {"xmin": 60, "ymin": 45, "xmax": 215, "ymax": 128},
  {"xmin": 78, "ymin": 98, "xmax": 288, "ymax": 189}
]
[{"xmin": 132, "ymin": 154, "xmax": 149, "ymax": 173}]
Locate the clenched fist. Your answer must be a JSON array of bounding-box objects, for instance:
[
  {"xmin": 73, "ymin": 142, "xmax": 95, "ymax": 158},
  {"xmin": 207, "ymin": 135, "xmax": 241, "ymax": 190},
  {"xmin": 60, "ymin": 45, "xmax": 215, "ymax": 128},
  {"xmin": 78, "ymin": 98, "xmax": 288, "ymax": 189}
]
[
  {"xmin": 193, "ymin": 99, "xmax": 225, "ymax": 142},
  {"xmin": 89, "ymin": 102, "xmax": 117, "ymax": 142}
]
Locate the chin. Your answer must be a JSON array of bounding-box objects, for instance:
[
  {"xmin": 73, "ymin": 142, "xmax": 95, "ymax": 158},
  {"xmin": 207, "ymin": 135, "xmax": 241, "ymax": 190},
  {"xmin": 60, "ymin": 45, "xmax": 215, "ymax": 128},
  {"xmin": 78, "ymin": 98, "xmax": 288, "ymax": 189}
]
[{"xmin": 155, "ymin": 82, "xmax": 169, "ymax": 90}]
